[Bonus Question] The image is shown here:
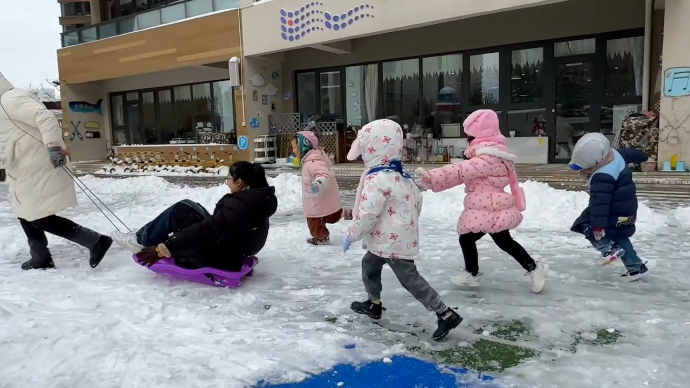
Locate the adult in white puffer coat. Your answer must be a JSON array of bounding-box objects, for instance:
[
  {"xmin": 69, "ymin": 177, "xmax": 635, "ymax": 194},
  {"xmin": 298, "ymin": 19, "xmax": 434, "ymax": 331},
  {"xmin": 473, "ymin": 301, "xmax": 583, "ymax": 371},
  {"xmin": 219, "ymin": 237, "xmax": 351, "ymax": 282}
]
[{"xmin": 0, "ymin": 72, "xmax": 112, "ymax": 270}]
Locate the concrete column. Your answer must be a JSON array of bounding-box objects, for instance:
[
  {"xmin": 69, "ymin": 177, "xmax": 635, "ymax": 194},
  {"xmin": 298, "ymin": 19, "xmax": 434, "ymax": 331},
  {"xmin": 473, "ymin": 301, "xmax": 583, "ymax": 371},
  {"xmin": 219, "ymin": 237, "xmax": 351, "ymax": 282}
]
[
  {"xmin": 657, "ymin": 0, "xmax": 690, "ymax": 167},
  {"xmin": 90, "ymin": 0, "xmax": 102, "ymax": 25},
  {"xmin": 235, "ymin": 56, "xmax": 285, "ymax": 162}
]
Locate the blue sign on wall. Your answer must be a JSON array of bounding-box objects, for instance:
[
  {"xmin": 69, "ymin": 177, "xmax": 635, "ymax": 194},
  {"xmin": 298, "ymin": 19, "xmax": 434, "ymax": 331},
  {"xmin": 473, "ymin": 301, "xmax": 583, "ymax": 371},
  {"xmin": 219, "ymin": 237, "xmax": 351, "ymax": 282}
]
[
  {"xmin": 250, "ymin": 118, "xmax": 260, "ymax": 128},
  {"xmin": 665, "ymin": 67, "xmax": 690, "ymax": 98},
  {"xmin": 238, "ymin": 135, "xmax": 249, "ymax": 150}
]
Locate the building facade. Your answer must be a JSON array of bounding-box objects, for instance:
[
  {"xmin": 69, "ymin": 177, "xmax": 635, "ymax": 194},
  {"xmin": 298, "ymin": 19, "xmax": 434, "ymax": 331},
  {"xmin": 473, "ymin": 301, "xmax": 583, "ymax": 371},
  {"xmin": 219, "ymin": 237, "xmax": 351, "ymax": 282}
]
[
  {"xmin": 57, "ymin": 0, "xmax": 248, "ymax": 163},
  {"xmin": 57, "ymin": 0, "xmax": 689, "ymax": 167}
]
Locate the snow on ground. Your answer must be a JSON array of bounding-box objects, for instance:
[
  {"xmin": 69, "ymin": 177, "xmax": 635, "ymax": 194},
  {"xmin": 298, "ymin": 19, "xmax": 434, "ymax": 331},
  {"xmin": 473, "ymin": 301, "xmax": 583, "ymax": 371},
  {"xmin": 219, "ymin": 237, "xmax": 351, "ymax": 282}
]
[{"xmin": 1, "ymin": 175, "xmax": 690, "ymax": 388}]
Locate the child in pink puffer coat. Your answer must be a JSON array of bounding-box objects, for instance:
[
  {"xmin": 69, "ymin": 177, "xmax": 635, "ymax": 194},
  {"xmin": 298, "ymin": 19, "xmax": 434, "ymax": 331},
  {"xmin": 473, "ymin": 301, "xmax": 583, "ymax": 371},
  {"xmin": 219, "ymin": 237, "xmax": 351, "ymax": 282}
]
[
  {"xmin": 292, "ymin": 131, "xmax": 350, "ymax": 245},
  {"xmin": 420, "ymin": 109, "xmax": 548, "ymax": 294}
]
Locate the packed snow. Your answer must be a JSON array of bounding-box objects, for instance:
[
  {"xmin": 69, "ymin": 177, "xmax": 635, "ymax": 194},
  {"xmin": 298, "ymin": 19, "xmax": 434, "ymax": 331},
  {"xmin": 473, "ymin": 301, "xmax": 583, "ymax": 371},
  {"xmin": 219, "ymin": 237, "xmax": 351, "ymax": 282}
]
[{"xmin": 1, "ymin": 174, "xmax": 690, "ymax": 388}]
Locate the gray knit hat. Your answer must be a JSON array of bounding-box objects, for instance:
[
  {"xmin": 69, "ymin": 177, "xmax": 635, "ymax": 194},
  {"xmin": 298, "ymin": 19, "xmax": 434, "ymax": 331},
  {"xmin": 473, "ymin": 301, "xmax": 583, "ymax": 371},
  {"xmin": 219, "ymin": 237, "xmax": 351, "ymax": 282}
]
[{"xmin": 569, "ymin": 132, "xmax": 611, "ymax": 170}]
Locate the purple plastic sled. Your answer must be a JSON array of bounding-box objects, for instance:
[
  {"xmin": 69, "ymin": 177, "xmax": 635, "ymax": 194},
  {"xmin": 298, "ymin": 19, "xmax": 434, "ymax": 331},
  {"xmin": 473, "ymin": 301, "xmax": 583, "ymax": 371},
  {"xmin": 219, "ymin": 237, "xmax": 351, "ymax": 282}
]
[{"xmin": 132, "ymin": 254, "xmax": 258, "ymax": 288}]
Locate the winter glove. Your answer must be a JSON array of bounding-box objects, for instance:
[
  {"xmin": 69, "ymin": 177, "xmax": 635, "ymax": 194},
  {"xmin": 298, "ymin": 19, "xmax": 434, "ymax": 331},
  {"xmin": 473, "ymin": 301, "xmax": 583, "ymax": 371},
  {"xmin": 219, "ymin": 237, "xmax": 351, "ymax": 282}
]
[
  {"xmin": 413, "ymin": 168, "xmax": 431, "ymax": 190},
  {"xmin": 48, "ymin": 146, "xmax": 67, "ymax": 169},
  {"xmin": 342, "ymin": 235, "xmax": 352, "ymax": 253},
  {"xmin": 593, "ymin": 228, "xmax": 606, "ymax": 241},
  {"xmin": 137, "ymin": 244, "xmax": 171, "ymax": 267},
  {"xmin": 310, "ymin": 180, "xmax": 322, "ymax": 194}
]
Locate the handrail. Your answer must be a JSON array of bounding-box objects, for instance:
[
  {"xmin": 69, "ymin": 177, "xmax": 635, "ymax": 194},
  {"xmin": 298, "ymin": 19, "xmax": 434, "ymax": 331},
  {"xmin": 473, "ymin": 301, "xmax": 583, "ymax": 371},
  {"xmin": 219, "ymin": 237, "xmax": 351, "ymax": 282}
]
[{"xmin": 61, "ymin": 0, "xmax": 239, "ymax": 47}]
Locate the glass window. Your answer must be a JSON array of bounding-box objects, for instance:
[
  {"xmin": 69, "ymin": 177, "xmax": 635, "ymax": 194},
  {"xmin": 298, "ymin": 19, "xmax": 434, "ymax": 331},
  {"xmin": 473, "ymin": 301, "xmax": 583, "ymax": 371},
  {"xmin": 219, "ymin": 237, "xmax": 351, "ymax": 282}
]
[
  {"xmin": 382, "ymin": 59, "xmax": 420, "ymax": 130},
  {"xmin": 422, "ymin": 54, "xmax": 462, "ymax": 138},
  {"xmin": 554, "ymin": 38, "xmax": 596, "ymax": 57},
  {"xmin": 63, "ymin": 32, "xmax": 79, "ymax": 47},
  {"xmin": 600, "ymin": 104, "xmax": 642, "ymax": 136},
  {"xmin": 213, "ymin": 81, "xmax": 235, "ymax": 133},
  {"xmin": 117, "ymin": 16, "xmax": 136, "ymax": 34},
  {"xmin": 161, "ymin": 3, "xmax": 186, "ymax": 24},
  {"xmin": 126, "ymin": 92, "xmax": 139, "ymax": 101},
  {"xmin": 507, "ymin": 108, "xmax": 548, "ymax": 138},
  {"xmin": 192, "ymin": 83, "xmax": 213, "ymax": 135},
  {"xmin": 511, "ymin": 48, "xmax": 544, "ymax": 103},
  {"xmin": 297, "ymin": 72, "xmax": 317, "ymax": 117},
  {"xmin": 80, "ymin": 27, "xmax": 98, "ymax": 43},
  {"xmin": 142, "ymin": 92, "xmax": 157, "ymax": 144},
  {"xmin": 606, "ymin": 36, "xmax": 644, "ymax": 98},
  {"xmin": 469, "ymin": 52, "xmax": 499, "ymax": 105},
  {"xmin": 319, "ymin": 71, "xmax": 342, "ymax": 116},
  {"xmin": 213, "ymin": 0, "xmax": 239, "ymax": 10},
  {"xmin": 137, "ymin": 10, "xmax": 162, "ymax": 29},
  {"xmin": 186, "ymin": 0, "xmax": 213, "ymax": 17},
  {"xmin": 99, "ymin": 22, "xmax": 117, "ymax": 39},
  {"xmin": 345, "ymin": 64, "xmax": 378, "ymax": 127},
  {"xmin": 174, "ymin": 85, "xmax": 194, "ymax": 140},
  {"xmin": 158, "ymin": 89, "xmax": 175, "ymax": 144}
]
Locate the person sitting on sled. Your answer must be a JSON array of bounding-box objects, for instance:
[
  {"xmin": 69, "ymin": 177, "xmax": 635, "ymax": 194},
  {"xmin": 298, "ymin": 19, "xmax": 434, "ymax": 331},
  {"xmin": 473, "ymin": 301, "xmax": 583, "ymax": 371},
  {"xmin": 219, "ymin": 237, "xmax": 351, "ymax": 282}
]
[
  {"xmin": 568, "ymin": 132, "xmax": 649, "ymax": 281},
  {"xmin": 342, "ymin": 119, "xmax": 463, "ymax": 342},
  {"xmin": 111, "ymin": 161, "xmax": 278, "ymax": 270},
  {"xmin": 292, "ymin": 130, "xmax": 351, "ymax": 245}
]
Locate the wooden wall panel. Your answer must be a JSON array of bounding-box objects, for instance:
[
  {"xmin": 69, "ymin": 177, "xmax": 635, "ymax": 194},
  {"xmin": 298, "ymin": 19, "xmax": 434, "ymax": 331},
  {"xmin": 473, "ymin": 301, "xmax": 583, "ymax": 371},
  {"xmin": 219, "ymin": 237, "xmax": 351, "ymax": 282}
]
[{"xmin": 58, "ymin": 10, "xmax": 241, "ymax": 85}]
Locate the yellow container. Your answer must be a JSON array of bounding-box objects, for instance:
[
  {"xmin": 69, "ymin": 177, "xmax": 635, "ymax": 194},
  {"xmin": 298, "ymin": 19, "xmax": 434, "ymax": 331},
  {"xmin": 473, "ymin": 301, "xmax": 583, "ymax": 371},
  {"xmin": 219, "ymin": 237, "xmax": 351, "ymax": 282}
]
[
  {"xmin": 671, "ymin": 154, "xmax": 678, "ymax": 169},
  {"xmin": 292, "ymin": 157, "xmax": 300, "ymax": 166}
]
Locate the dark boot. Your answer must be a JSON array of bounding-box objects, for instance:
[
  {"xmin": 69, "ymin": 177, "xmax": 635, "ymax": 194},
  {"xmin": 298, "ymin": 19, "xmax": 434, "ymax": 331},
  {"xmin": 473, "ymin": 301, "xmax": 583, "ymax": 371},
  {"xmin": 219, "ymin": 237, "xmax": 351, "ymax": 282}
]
[
  {"xmin": 432, "ymin": 308, "xmax": 463, "ymax": 341},
  {"xmin": 89, "ymin": 235, "xmax": 113, "ymax": 268},
  {"xmin": 350, "ymin": 300, "xmax": 384, "ymax": 320},
  {"xmin": 21, "ymin": 257, "xmax": 55, "ymax": 270},
  {"xmin": 307, "ymin": 237, "xmax": 330, "ymax": 245}
]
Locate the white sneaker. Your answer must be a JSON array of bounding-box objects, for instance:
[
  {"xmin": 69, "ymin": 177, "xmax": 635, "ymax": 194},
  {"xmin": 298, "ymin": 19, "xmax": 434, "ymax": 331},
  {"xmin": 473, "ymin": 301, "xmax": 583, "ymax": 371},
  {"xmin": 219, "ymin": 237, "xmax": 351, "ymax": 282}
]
[
  {"xmin": 528, "ymin": 261, "xmax": 548, "ymax": 294},
  {"xmin": 597, "ymin": 243, "xmax": 625, "ymax": 266},
  {"xmin": 111, "ymin": 231, "xmax": 143, "ymax": 253},
  {"xmin": 450, "ymin": 271, "xmax": 482, "ymax": 288}
]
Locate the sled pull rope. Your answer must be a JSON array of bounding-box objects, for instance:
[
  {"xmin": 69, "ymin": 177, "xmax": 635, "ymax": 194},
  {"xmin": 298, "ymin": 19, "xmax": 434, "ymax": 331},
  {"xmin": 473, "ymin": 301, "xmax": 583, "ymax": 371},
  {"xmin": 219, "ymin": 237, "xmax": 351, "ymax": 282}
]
[{"xmin": 0, "ymin": 99, "xmax": 131, "ymax": 233}]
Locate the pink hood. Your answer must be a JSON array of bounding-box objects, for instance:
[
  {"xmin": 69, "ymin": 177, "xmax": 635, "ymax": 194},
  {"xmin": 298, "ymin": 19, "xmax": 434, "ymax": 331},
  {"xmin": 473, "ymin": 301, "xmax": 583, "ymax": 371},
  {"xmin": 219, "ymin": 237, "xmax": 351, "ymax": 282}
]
[{"xmin": 464, "ymin": 109, "xmax": 508, "ymax": 157}]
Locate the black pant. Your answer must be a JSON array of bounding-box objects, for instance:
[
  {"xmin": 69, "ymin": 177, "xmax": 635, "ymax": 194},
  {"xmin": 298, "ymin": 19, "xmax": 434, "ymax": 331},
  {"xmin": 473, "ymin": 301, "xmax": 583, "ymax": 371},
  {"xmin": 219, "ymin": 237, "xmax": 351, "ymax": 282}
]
[
  {"xmin": 19, "ymin": 215, "xmax": 101, "ymax": 263},
  {"xmin": 459, "ymin": 230, "xmax": 536, "ymax": 276},
  {"xmin": 136, "ymin": 200, "xmax": 210, "ymax": 247}
]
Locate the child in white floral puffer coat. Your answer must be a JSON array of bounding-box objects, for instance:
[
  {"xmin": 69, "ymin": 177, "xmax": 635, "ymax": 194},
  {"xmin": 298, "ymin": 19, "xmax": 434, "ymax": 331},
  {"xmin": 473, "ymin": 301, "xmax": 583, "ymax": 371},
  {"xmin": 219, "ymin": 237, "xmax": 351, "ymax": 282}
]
[{"xmin": 342, "ymin": 119, "xmax": 463, "ymax": 341}]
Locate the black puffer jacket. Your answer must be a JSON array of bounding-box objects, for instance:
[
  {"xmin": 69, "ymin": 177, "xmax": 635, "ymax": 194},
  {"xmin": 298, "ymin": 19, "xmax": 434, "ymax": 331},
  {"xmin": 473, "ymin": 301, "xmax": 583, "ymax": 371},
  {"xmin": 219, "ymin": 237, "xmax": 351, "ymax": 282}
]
[{"xmin": 164, "ymin": 186, "xmax": 278, "ymax": 270}]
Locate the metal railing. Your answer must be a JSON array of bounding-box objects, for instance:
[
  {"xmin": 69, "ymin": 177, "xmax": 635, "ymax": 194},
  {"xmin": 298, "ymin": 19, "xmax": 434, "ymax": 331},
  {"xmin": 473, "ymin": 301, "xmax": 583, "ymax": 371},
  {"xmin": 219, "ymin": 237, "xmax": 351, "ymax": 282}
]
[{"xmin": 61, "ymin": 0, "xmax": 239, "ymax": 47}]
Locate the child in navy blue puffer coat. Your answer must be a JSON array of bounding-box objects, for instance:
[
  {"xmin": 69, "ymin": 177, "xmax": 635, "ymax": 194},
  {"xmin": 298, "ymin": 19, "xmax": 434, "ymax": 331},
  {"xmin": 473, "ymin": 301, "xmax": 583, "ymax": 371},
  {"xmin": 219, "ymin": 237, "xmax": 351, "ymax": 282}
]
[{"xmin": 568, "ymin": 133, "xmax": 649, "ymax": 282}]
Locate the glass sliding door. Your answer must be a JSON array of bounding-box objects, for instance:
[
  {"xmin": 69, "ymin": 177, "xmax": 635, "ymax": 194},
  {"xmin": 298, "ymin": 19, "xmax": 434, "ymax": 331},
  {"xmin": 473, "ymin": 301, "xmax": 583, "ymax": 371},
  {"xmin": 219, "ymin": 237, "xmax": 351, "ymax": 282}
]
[
  {"xmin": 110, "ymin": 95, "xmax": 127, "ymax": 145},
  {"xmin": 296, "ymin": 72, "xmax": 317, "ymax": 118},
  {"xmin": 345, "ymin": 65, "xmax": 378, "ymax": 127},
  {"xmin": 141, "ymin": 91, "xmax": 157, "ymax": 144},
  {"xmin": 555, "ymin": 61, "xmax": 594, "ymax": 160},
  {"xmin": 192, "ymin": 83, "xmax": 213, "ymax": 135},
  {"xmin": 173, "ymin": 85, "xmax": 194, "ymax": 140}
]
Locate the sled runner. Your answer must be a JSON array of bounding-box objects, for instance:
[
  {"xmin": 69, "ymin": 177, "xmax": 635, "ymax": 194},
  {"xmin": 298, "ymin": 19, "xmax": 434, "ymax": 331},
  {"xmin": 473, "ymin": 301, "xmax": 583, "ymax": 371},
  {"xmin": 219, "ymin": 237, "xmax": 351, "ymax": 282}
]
[{"xmin": 132, "ymin": 254, "xmax": 258, "ymax": 288}]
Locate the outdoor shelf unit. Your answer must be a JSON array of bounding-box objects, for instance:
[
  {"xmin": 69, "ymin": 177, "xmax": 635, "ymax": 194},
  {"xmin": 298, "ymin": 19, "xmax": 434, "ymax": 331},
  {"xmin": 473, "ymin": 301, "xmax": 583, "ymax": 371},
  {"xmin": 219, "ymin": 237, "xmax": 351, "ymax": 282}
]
[{"xmin": 254, "ymin": 135, "xmax": 277, "ymax": 164}]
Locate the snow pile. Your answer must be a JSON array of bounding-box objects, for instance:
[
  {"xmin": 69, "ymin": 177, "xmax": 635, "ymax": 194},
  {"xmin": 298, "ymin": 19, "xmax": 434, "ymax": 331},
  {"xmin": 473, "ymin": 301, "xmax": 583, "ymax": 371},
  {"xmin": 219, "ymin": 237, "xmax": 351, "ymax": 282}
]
[
  {"xmin": 95, "ymin": 164, "xmax": 229, "ymax": 177},
  {"xmin": 420, "ymin": 180, "xmax": 669, "ymax": 234}
]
